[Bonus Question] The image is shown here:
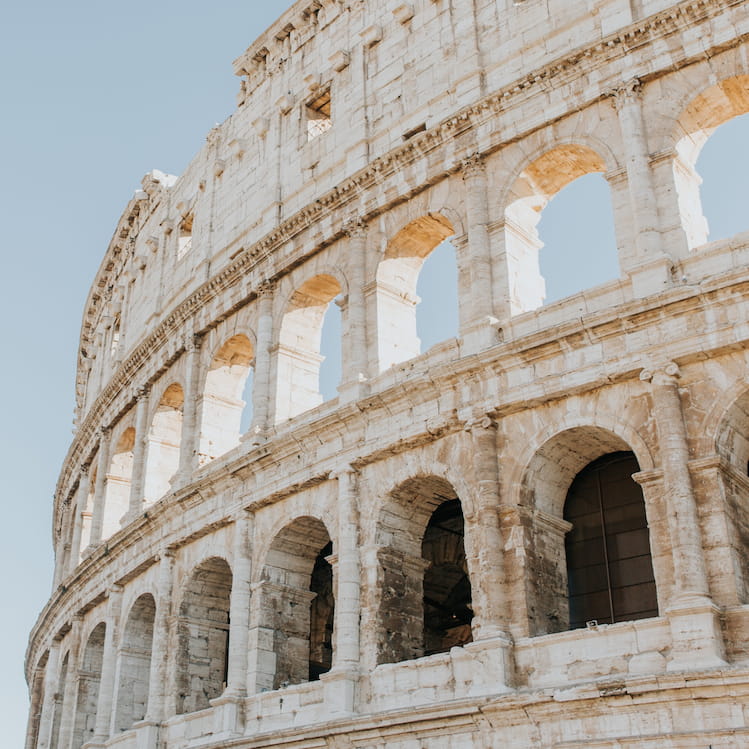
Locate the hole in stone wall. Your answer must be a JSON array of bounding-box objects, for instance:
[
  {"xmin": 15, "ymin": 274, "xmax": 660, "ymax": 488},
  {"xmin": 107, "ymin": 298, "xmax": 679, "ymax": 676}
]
[{"xmin": 306, "ymin": 88, "xmax": 332, "ymax": 141}]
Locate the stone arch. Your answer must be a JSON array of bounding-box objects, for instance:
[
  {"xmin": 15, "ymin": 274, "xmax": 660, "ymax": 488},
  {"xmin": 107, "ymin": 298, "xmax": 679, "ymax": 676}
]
[
  {"xmin": 26, "ymin": 650, "xmax": 48, "ymax": 749},
  {"xmin": 176, "ymin": 557, "xmax": 232, "ymax": 715},
  {"xmin": 143, "ymin": 383, "xmax": 184, "ymax": 503},
  {"xmin": 102, "ymin": 426, "xmax": 135, "ymax": 539},
  {"xmin": 375, "ymin": 213, "xmax": 457, "ymax": 371},
  {"xmin": 256, "ymin": 516, "xmax": 334, "ymax": 690},
  {"xmin": 375, "ymin": 474, "xmax": 473, "ymax": 664},
  {"xmin": 502, "ymin": 142, "xmax": 616, "ymax": 314},
  {"xmin": 672, "ymin": 74, "xmax": 749, "ymax": 248},
  {"xmin": 518, "ymin": 426, "xmax": 658, "ymax": 635},
  {"xmin": 198, "ymin": 334, "xmax": 255, "ymax": 465},
  {"xmin": 49, "ymin": 651, "xmax": 69, "ymax": 749},
  {"xmin": 114, "ymin": 593, "xmax": 156, "ymax": 732},
  {"xmin": 275, "ymin": 274, "xmax": 344, "ymax": 422},
  {"xmin": 72, "ymin": 622, "xmax": 106, "ymax": 749}
]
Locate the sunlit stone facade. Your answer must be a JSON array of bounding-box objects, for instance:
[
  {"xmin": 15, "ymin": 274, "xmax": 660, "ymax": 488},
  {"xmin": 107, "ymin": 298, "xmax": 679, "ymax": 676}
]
[{"xmin": 27, "ymin": 1, "xmax": 749, "ymax": 747}]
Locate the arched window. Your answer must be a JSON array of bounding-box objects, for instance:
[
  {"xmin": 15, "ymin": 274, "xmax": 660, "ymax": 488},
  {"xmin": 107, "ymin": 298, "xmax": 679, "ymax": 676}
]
[
  {"xmin": 102, "ymin": 427, "xmax": 135, "ymax": 539},
  {"xmin": 198, "ymin": 335, "xmax": 254, "ymax": 465},
  {"xmin": 276, "ymin": 275, "xmax": 343, "ymax": 422},
  {"xmin": 564, "ymin": 452, "xmax": 657, "ymax": 629},
  {"xmin": 72, "ymin": 623, "xmax": 106, "ymax": 749},
  {"xmin": 143, "ymin": 384, "xmax": 184, "ymax": 503},
  {"xmin": 114, "ymin": 594, "xmax": 155, "ymax": 732},
  {"xmin": 505, "ymin": 145, "xmax": 619, "ymax": 313},
  {"xmin": 176, "ymin": 558, "xmax": 232, "ymax": 714},
  {"xmin": 376, "ymin": 214, "xmax": 458, "ymax": 371},
  {"xmin": 377, "ymin": 476, "xmax": 472, "ymax": 664},
  {"xmin": 256, "ymin": 517, "xmax": 333, "ymax": 690}
]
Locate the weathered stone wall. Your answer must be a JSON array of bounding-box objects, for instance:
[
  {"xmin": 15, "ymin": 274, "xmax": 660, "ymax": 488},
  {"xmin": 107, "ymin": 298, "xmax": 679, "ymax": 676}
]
[{"xmin": 26, "ymin": 0, "xmax": 749, "ymax": 747}]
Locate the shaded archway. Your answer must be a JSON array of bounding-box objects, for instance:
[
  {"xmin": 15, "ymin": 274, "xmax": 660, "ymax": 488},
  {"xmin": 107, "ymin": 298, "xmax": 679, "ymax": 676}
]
[
  {"xmin": 114, "ymin": 594, "xmax": 155, "ymax": 732},
  {"xmin": 505, "ymin": 144, "xmax": 617, "ymax": 313},
  {"xmin": 198, "ymin": 335, "xmax": 254, "ymax": 465},
  {"xmin": 102, "ymin": 427, "xmax": 135, "ymax": 539},
  {"xmin": 276, "ymin": 275, "xmax": 343, "ymax": 421},
  {"xmin": 143, "ymin": 384, "xmax": 184, "ymax": 503},
  {"xmin": 376, "ymin": 475, "xmax": 472, "ymax": 664},
  {"xmin": 376, "ymin": 214, "xmax": 457, "ymax": 371},
  {"xmin": 176, "ymin": 558, "xmax": 232, "ymax": 714},
  {"xmin": 72, "ymin": 623, "xmax": 106, "ymax": 749},
  {"xmin": 257, "ymin": 517, "xmax": 334, "ymax": 690}
]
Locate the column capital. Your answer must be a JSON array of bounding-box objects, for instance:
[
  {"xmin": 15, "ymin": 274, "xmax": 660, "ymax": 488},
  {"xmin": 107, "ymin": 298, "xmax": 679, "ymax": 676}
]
[
  {"xmin": 461, "ymin": 152, "xmax": 486, "ymax": 179},
  {"xmin": 97, "ymin": 426, "xmax": 111, "ymax": 441},
  {"xmin": 135, "ymin": 383, "xmax": 151, "ymax": 400},
  {"xmin": 256, "ymin": 278, "xmax": 276, "ymax": 299},
  {"xmin": 342, "ymin": 216, "xmax": 368, "ymax": 239},
  {"xmin": 183, "ymin": 333, "xmax": 203, "ymax": 354},
  {"xmin": 330, "ymin": 463, "xmax": 359, "ymax": 481},
  {"xmin": 640, "ymin": 361, "xmax": 681, "ymax": 387},
  {"xmin": 464, "ymin": 413, "xmax": 497, "ymax": 433},
  {"xmin": 608, "ymin": 77, "xmax": 643, "ymax": 110}
]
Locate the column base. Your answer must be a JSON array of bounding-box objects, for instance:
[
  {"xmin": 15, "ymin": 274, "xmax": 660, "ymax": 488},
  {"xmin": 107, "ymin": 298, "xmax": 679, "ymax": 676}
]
[
  {"xmin": 666, "ymin": 597, "xmax": 726, "ymax": 672},
  {"xmin": 320, "ymin": 667, "xmax": 359, "ymax": 716},
  {"xmin": 241, "ymin": 423, "xmax": 270, "ymax": 446},
  {"xmin": 463, "ymin": 634, "xmax": 515, "ymax": 694},
  {"xmin": 210, "ymin": 691, "xmax": 246, "ymax": 738}
]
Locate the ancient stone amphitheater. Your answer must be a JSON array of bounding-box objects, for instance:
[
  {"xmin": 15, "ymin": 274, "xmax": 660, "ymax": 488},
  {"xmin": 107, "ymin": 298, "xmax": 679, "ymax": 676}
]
[{"xmin": 26, "ymin": 0, "xmax": 749, "ymax": 747}]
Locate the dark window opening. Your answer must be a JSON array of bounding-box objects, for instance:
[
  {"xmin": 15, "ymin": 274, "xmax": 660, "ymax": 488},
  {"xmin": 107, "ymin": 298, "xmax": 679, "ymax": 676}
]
[
  {"xmin": 307, "ymin": 88, "xmax": 332, "ymax": 141},
  {"xmin": 309, "ymin": 540, "xmax": 334, "ymax": 681},
  {"xmin": 564, "ymin": 451, "xmax": 657, "ymax": 630}
]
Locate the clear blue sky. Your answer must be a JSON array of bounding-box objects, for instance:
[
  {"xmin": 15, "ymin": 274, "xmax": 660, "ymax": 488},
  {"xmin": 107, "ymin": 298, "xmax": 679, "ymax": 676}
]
[{"xmin": 1, "ymin": 3, "xmax": 747, "ymax": 747}]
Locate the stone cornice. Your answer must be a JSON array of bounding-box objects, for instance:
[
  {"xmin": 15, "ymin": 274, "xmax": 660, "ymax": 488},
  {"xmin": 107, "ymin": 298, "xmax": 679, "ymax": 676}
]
[{"xmin": 61, "ymin": 0, "xmax": 748, "ymax": 533}]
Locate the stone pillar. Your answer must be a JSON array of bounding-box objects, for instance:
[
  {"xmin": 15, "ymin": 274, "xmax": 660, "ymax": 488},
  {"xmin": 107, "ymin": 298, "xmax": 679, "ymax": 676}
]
[
  {"xmin": 340, "ymin": 220, "xmax": 369, "ymax": 401},
  {"xmin": 641, "ymin": 362, "xmax": 725, "ymax": 670},
  {"xmin": 68, "ymin": 466, "xmax": 89, "ymax": 573},
  {"xmin": 177, "ymin": 335, "xmax": 202, "ymax": 485},
  {"xmin": 57, "ymin": 617, "xmax": 82, "ymax": 749},
  {"xmin": 611, "ymin": 79, "xmax": 671, "ymax": 295},
  {"xmin": 127, "ymin": 385, "xmax": 151, "ymax": 519},
  {"xmin": 87, "ymin": 428, "xmax": 111, "ymax": 551},
  {"xmin": 89, "ymin": 586, "xmax": 123, "ymax": 746},
  {"xmin": 246, "ymin": 281, "xmax": 275, "ymax": 442},
  {"xmin": 462, "ymin": 155, "xmax": 499, "ymax": 348},
  {"xmin": 145, "ymin": 551, "xmax": 174, "ymax": 724},
  {"xmin": 35, "ymin": 639, "xmax": 61, "ymax": 749}
]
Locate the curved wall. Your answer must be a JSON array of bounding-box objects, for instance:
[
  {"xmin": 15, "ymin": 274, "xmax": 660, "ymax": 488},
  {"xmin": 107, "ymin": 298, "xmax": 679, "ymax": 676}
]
[{"xmin": 27, "ymin": 1, "xmax": 749, "ymax": 748}]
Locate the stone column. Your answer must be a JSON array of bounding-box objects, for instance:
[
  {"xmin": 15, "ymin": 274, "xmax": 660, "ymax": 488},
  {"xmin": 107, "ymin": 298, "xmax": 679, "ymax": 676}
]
[
  {"xmin": 246, "ymin": 280, "xmax": 275, "ymax": 441},
  {"xmin": 57, "ymin": 617, "xmax": 82, "ymax": 749},
  {"xmin": 87, "ymin": 428, "xmax": 111, "ymax": 551},
  {"xmin": 68, "ymin": 466, "xmax": 89, "ymax": 574},
  {"xmin": 611, "ymin": 79, "xmax": 671, "ymax": 295},
  {"xmin": 462, "ymin": 155, "xmax": 499, "ymax": 347},
  {"xmin": 340, "ymin": 220, "xmax": 369, "ymax": 401},
  {"xmin": 127, "ymin": 385, "xmax": 151, "ymax": 519},
  {"xmin": 35, "ymin": 639, "xmax": 61, "ymax": 749},
  {"xmin": 90, "ymin": 585, "xmax": 123, "ymax": 746},
  {"xmin": 177, "ymin": 335, "xmax": 202, "ymax": 485},
  {"xmin": 145, "ymin": 550, "xmax": 174, "ymax": 724},
  {"xmin": 641, "ymin": 362, "xmax": 725, "ymax": 669}
]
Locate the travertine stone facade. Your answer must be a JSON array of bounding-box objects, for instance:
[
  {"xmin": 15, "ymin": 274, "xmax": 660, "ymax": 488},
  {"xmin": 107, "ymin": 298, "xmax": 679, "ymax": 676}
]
[{"xmin": 27, "ymin": 0, "xmax": 749, "ymax": 747}]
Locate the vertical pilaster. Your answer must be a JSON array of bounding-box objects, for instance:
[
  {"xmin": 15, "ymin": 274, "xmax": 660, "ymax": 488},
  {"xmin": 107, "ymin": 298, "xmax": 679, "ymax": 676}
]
[
  {"xmin": 127, "ymin": 385, "xmax": 151, "ymax": 519},
  {"xmin": 35, "ymin": 640, "xmax": 61, "ymax": 749},
  {"xmin": 90, "ymin": 586, "xmax": 123, "ymax": 746},
  {"xmin": 177, "ymin": 335, "xmax": 202, "ymax": 485},
  {"xmin": 68, "ymin": 471, "xmax": 88, "ymax": 574},
  {"xmin": 87, "ymin": 428, "xmax": 111, "ymax": 551},
  {"xmin": 57, "ymin": 617, "xmax": 82, "ymax": 749},
  {"xmin": 145, "ymin": 550, "xmax": 174, "ymax": 724},
  {"xmin": 247, "ymin": 281, "xmax": 275, "ymax": 441},
  {"xmin": 641, "ymin": 363, "xmax": 725, "ymax": 669}
]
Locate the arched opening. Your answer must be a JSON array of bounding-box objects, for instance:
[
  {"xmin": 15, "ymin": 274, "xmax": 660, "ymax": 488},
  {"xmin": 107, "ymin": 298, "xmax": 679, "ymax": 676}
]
[
  {"xmin": 198, "ymin": 335, "xmax": 254, "ymax": 465},
  {"xmin": 276, "ymin": 275, "xmax": 343, "ymax": 422},
  {"xmin": 257, "ymin": 517, "xmax": 334, "ymax": 690},
  {"xmin": 564, "ymin": 452, "xmax": 657, "ymax": 629},
  {"xmin": 114, "ymin": 594, "xmax": 155, "ymax": 732},
  {"xmin": 376, "ymin": 476, "xmax": 472, "ymax": 664},
  {"xmin": 143, "ymin": 384, "xmax": 184, "ymax": 503},
  {"xmin": 102, "ymin": 427, "xmax": 135, "ymax": 539},
  {"xmin": 72, "ymin": 623, "xmax": 106, "ymax": 749},
  {"xmin": 521, "ymin": 427, "xmax": 658, "ymax": 636},
  {"xmin": 415, "ymin": 240, "xmax": 459, "ymax": 353},
  {"xmin": 176, "ymin": 558, "xmax": 232, "ymax": 715},
  {"xmin": 319, "ymin": 300, "xmax": 342, "ymax": 403},
  {"xmin": 376, "ymin": 214, "xmax": 457, "ymax": 371},
  {"xmin": 505, "ymin": 144, "xmax": 617, "ymax": 313},
  {"xmin": 26, "ymin": 652, "xmax": 48, "ymax": 749},
  {"xmin": 49, "ymin": 652, "xmax": 68, "ymax": 749},
  {"xmin": 674, "ymin": 75, "xmax": 749, "ymax": 248}
]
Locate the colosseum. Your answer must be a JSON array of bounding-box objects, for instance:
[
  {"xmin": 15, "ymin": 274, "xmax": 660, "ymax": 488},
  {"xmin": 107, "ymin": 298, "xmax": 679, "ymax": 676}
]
[{"xmin": 25, "ymin": 0, "xmax": 749, "ymax": 747}]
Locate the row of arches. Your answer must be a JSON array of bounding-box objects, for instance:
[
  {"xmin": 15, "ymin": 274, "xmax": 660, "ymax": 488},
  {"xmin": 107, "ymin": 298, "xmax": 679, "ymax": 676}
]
[{"xmin": 38, "ymin": 441, "xmax": 670, "ymax": 748}]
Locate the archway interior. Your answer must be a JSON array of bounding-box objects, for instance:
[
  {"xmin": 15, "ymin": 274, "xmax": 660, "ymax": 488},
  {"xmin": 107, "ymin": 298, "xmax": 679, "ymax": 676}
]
[
  {"xmin": 376, "ymin": 214, "xmax": 456, "ymax": 371},
  {"xmin": 564, "ymin": 452, "xmax": 657, "ymax": 629},
  {"xmin": 199, "ymin": 334, "xmax": 254, "ymax": 465},
  {"xmin": 176, "ymin": 558, "xmax": 232, "ymax": 715},
  {"xmin": 102, "ymin": 427, "xmax": 135, "ymax": 539},
  {"xmin": 115, "ymin": 594, "xmax": 155, "ymax": 732},
  {"xmin": 144, "ymin": 383, "xmax": 184, "ymax": 503},
  {"xmin": 72, "ymin": 623, "xmax": 106, "ymax": 749}
]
